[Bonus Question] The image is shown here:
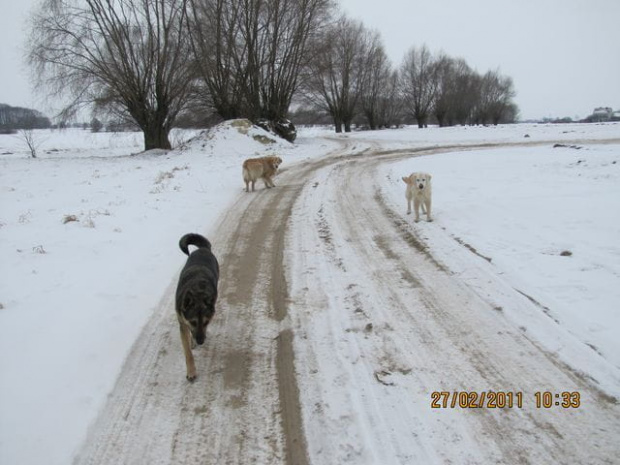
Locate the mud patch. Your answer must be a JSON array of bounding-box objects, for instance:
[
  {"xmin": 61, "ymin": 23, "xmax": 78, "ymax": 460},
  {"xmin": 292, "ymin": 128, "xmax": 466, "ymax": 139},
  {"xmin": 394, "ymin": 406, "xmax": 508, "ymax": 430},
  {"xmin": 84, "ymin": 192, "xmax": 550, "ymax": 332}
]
[
  {"xmin": 276, "ymin": 329, "xmax": 310, "ymax": 465},
  {"xmin": 374, "ymin": 191, "xmax": 447, "ymax": 273},
  {"xmin": 373, "ymin": 234, "xmax": 399, "ymax": 260},
  {"xmin": 373, "ymin": 234, "xmax": 422, "ymax": 287},
  {"xmin": 515, "ymin": 289, "xmax": 559, "ymax": 324},
  {"xmin": 315, "ymin": 205, "xmax": 346, "ymax": 271},
  {"xmin": 253, "ymin": 134, "xmax": 276, "ymax": 145},
  {"xmin": 453, "ymin": 236, "xmax": 493, "ymax": 263}
]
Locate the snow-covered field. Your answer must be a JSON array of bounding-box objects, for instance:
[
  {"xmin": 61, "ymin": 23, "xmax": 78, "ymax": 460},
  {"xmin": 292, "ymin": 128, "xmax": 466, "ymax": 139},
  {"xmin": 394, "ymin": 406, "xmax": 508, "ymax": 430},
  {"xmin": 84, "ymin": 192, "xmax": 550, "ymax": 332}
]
[
  {"xmin": 383, "ymin": 143, "xmax": 620, "ymax": 369},
  {"xmin": 1, "ymin": 121, "xmax": 619, "ymax": 464}
]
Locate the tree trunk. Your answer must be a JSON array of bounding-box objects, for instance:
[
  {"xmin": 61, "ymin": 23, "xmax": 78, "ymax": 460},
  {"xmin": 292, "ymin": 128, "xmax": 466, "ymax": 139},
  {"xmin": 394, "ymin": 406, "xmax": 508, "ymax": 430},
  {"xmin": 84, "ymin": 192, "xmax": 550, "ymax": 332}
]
[
  {"xmin": 435, "ymin": 111, "xmax": 446, "ymax": 127},
  {"xmin": 143, "ymin": 125, "xmax": 172, "ymax": 150},
  {"xmin": 334, "ymin": 117, "xmax": 343, "ymax": 133},
  {"xmin": 366, "ymin": 112, "xmax": 377, "ymax": 130}
]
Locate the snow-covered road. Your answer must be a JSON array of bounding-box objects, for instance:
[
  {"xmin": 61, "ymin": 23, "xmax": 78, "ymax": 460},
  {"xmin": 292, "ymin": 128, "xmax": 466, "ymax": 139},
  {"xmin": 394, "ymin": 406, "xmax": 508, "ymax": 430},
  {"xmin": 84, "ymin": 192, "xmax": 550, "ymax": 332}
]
[
  {"xmin": 286, "ymin": 143, "xmax": 620, "ymax": 464},
  {"xmin": 74, "ymin": 137, "xmax": 620, "ymax": 464}
]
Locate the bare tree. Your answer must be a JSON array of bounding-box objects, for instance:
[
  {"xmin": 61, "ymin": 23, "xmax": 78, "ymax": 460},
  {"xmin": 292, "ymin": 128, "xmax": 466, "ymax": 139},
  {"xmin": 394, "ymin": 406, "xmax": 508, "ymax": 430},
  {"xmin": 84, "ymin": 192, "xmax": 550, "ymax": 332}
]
[
  {"xmin": 90, "ymin": 117, "xmax": 103, "ymax": 133},
  {"xmin": 470, "ymin": 70, "xmax": 517, "ymax": 125},
  {"xmin": 28, "ymin": 0, "xmax": 194, "ymax": 150},
  {"xmin": 18, "ymin": 129, "xmax": 39, "ymax": 158},
  {"xmin": 187, "ymin": 0, "xmax": 333, "ymax": 132},
  {"xmin": 359, "ymin": 37, "xmax": 392, "ymax": 130},
  {"xmin": 376, "ymin": 70, "xmax": 404, "ymax": 128},
  {"xmin": 432, "ymin": 56, "xmax": 478, "ymax": 127},
  {"xmin": 186, "ymin": 0, "xmax": 246, "ymax": 120},
  {"xmin": 259, "ymin": 0, "xmax": 334, "ymax": 123},
  {"xmin": 302, "ymin": 16, "xmax": 378, "ymax": 133},
  {"xmin": 399, "ymin": 45, "xmax": 441, "ymax": 128},
  {"xmin": 428, "ymin": 54, "xmax": 520, "ymax": 126},
  {"xmin": 447, "ymin": 59, "xmax": 479, "ymax": 125},
  {"xmin": 431, "ymin": 54, "xmax": 454, "ymax": 127},
  {"xmin": 14, "ymin": 113, "xmax": 48, "ymax": 158},
  {"xmin": 487, "ymin": 72, "xmax": 517, "ymax": 124}
]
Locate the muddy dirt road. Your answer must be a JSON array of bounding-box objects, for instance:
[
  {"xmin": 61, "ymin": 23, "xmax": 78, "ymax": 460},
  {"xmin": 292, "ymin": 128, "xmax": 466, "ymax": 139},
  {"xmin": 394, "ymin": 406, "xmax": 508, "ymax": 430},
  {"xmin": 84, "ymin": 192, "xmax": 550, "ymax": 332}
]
[{"xmin": 75, "ymin": 140, "xmax": 620, "ymax": 464}]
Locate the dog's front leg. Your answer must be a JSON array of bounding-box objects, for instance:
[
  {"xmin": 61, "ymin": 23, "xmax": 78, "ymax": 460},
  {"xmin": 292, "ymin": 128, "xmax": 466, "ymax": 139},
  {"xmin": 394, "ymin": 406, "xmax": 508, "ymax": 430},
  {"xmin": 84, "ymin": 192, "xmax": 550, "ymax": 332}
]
[
  {"xmin": 414, "ymin": 198, "xmax": 421, "ymax": 222},
  {"xmin": 425, "ymin": 200, "xmax": 432, "ymax": 222},
  {"xmin": 407, "ymin": 197, "xmax": 412, "ymax": 214},
  {"xmin": 179, "ymin": 324, "xmax": 197, "ymax": 381}
]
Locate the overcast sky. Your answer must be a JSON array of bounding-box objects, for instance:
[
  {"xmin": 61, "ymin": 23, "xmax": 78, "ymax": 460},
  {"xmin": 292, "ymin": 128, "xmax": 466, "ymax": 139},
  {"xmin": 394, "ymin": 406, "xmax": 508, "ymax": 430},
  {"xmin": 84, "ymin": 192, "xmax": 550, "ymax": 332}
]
[
  {"xmin": 1, "ymin": 0, "xmax": 619, "ymax": 121},
  {"xmin": 340, "ymin": 0, "xmax": 620, "ymax": 120}
]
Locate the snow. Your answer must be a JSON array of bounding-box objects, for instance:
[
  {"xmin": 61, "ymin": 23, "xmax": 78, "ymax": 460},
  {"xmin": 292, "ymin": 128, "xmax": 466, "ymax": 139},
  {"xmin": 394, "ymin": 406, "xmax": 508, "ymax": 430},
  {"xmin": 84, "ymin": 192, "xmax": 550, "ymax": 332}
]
[
  {"xmin": 381, "ymin": 143, "xmax": 620, "ymax": 369},
  {"xmin": 0, "ymin": 121, "xmax": 303, "ymax": 464},
  {"xmin": 1, "ymin": 121, "xmax": 619, "ymax": 464}
]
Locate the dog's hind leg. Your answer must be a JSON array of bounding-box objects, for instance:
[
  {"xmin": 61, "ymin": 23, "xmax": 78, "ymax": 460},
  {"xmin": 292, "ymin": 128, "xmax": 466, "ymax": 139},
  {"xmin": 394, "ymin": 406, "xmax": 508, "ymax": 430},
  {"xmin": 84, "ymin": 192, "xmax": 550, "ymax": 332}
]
[{"xmin": 179, "ymin": 324, "xmax": 197, "ymax": 381}]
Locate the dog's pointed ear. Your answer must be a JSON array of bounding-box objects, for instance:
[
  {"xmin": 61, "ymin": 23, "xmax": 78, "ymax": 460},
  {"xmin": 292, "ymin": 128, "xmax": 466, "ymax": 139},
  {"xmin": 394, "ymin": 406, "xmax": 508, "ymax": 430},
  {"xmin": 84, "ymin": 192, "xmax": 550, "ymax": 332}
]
[
  {"xmin": 402, "ymin": 176, "xmax": 410, "ymax": 183},
  {"xmin": 427, "ymin": 174, "xmax": 432, "ymax": 181}
]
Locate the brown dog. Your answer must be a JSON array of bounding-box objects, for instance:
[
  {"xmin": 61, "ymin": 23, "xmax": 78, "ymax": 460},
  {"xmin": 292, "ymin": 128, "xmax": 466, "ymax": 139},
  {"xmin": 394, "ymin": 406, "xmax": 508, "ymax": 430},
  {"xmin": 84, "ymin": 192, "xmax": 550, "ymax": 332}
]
[
  {"xmin": 242, "ymin": 156, "xmax": 282, "ymax": 192},
  {"xmin": 402, "ymin": 172, "xmax": 432, "ymax": 222}
]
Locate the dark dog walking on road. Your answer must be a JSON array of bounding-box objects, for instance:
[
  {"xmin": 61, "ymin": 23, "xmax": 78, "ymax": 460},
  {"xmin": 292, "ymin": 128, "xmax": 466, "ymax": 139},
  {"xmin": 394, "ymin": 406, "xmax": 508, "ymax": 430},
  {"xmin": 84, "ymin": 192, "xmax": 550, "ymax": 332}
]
[{"xmin": 175, "ymin": 233, "xmax": 219, "ymax": 381}]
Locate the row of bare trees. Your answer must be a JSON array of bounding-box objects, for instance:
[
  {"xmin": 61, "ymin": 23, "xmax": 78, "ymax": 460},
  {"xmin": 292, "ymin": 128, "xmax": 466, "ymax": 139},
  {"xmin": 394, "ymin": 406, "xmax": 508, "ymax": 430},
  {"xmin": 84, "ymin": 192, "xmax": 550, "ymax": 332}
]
[
  {"xmin": 28, "ymin": 0, "xmax": 333, "ymax": 149},
  {"xmin": 27, "ymin": 0, "xmax": 517, "ymax": 149},
  {"xmin": 0, "ymin": 104, "xmax": 51, "ymax": 133},
  {"xmin": 420, "ymin": 51, "xmax": 518, "ymax": 127},
  {"xmin": 300, "ymin": 19, "xmax": 518, "ymax": 132}
]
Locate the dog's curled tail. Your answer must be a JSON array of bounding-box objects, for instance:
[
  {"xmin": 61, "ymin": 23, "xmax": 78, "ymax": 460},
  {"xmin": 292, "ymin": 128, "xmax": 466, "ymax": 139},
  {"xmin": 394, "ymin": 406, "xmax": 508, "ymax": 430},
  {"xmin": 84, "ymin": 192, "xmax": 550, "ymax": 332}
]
[{"xmin": 179, "ymin": 233, "xmax": 212, "ymax": 255}]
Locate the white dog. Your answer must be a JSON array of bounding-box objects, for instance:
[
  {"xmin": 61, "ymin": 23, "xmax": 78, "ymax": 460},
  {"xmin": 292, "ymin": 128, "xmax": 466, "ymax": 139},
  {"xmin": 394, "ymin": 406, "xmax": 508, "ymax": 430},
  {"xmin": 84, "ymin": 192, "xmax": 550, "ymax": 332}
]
[{"xmin": 402, "ymin": 172, "xmax": 432, "ymax": 222}]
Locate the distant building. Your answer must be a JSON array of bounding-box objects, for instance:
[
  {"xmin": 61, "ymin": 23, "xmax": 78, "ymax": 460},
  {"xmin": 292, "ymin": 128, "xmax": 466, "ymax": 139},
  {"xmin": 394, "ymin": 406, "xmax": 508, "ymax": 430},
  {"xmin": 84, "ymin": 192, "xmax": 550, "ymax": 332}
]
[
  {"xmin": 585, "ymin": 107, "xmax": 616, "ymax": 123},
  {"xmin": 593, "ymin": 107, "xmax": 612, "ymax": 118}
]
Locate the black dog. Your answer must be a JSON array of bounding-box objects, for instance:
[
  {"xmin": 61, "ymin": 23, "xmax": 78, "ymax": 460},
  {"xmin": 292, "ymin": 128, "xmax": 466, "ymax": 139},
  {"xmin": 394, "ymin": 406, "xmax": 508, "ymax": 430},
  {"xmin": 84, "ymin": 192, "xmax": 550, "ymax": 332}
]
[{"xmin": 175, "ymin": 233, "xmax": 219, "ymax": 381}]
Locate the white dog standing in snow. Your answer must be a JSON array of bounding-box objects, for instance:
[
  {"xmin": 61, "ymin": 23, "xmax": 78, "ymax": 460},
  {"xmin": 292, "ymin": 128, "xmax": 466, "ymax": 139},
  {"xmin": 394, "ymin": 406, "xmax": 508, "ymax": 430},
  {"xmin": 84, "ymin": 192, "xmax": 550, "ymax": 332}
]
[{"xmin": 402, "ymin": 172, "xmax": 432, "ymax": 222}]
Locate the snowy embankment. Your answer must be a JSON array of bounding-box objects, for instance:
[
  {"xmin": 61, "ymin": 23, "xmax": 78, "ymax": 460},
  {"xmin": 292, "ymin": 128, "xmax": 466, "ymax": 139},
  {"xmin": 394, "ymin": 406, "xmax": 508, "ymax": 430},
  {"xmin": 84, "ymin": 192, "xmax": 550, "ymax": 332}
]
[{"xmin": 0, "ymin": 121, "xmax": 619, "ymax": 465}]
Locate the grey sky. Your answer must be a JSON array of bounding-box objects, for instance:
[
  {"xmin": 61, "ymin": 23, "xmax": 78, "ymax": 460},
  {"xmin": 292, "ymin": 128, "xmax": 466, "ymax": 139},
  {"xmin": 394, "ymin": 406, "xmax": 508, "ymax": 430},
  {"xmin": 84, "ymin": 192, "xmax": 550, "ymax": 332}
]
[
  {"xmin": 0, "ymin": 0, "xmax": 35, "ymax": 110},
  {"xmin": 1, "ymin": 0, "xmax": 619, "ymax": 121}
]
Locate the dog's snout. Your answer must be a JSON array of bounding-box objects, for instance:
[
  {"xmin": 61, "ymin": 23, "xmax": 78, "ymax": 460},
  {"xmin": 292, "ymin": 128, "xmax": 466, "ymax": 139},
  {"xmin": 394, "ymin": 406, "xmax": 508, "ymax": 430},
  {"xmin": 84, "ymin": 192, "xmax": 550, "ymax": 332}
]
[
  {"xmin": 195, "ymin": 334, "xmax": 205, "ymax": 345},
  {"xmin": 418, "ymin": 184, "xmax": 424, "ymax": 189}
]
